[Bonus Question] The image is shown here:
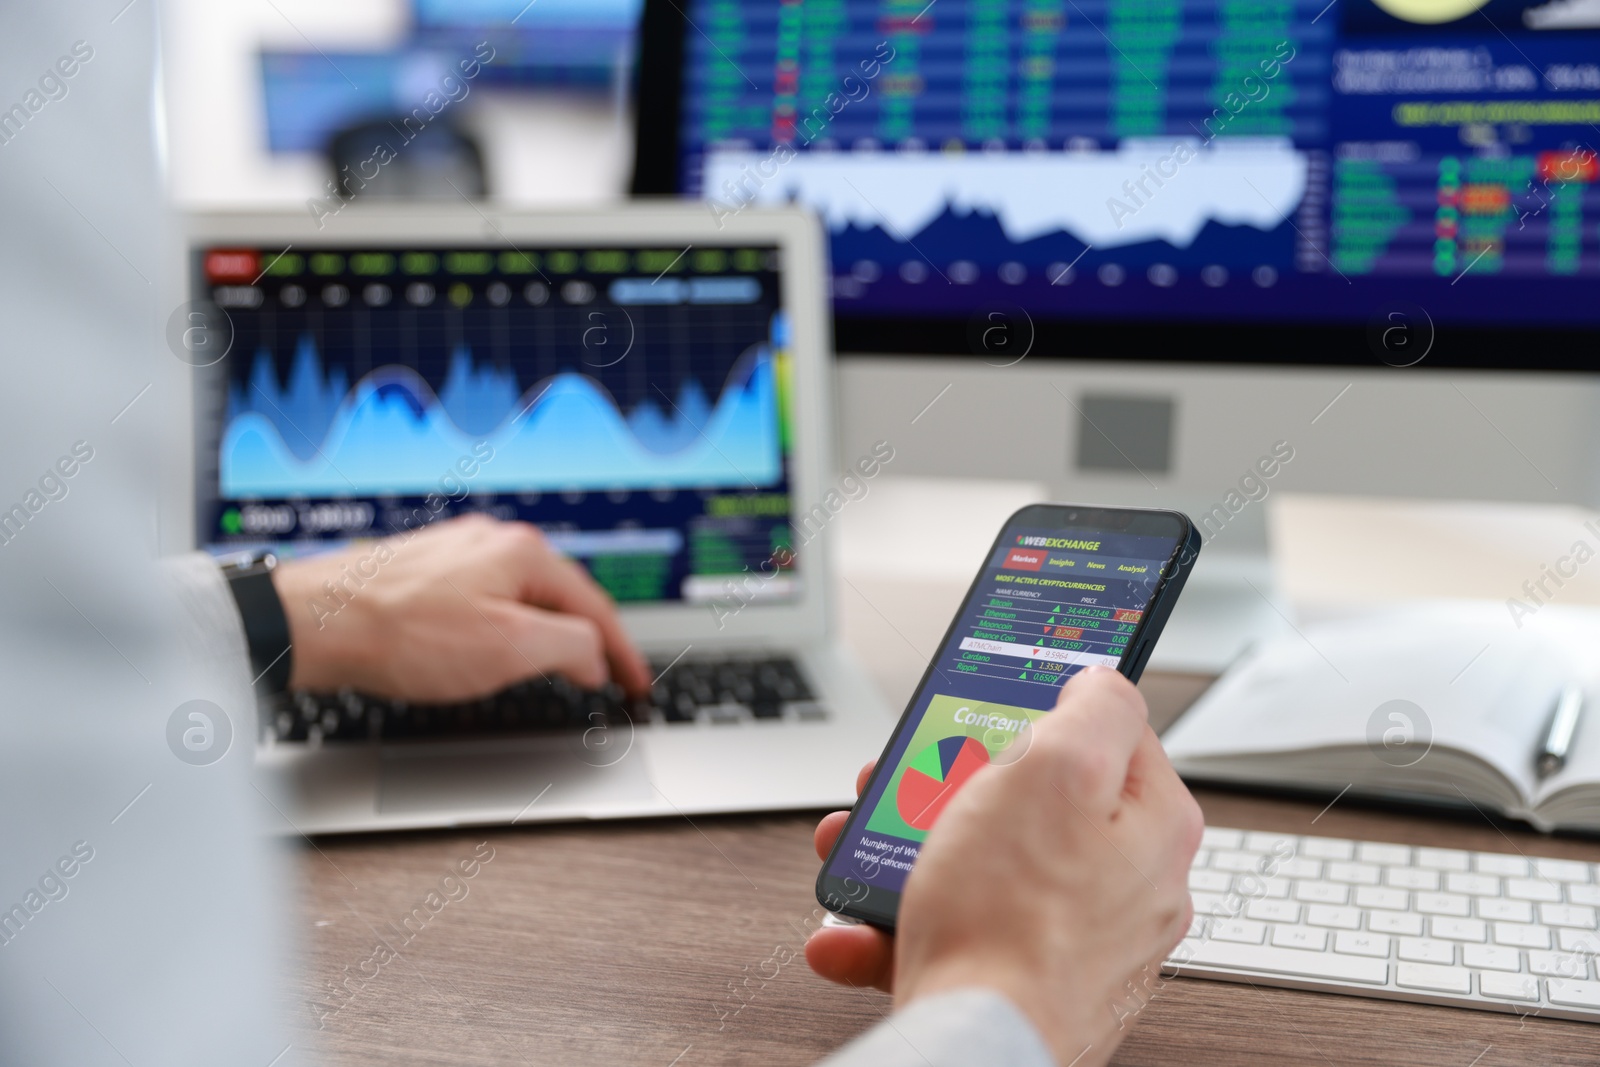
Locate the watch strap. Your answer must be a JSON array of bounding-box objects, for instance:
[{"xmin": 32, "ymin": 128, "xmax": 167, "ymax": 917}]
[{"xmin": 223, "ymin": 555, "xmax": 293, "ymax": 696}]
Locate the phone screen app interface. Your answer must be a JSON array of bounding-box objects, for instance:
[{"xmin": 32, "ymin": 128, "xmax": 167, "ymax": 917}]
[{"xmin": 828, "ymin": 524, "xmax": 1181, "ymax": 894}]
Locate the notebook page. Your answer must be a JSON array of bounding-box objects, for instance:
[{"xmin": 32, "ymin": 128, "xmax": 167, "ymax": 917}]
[{"xmin": 1163, "ymin": 613, "xmax": 1571, "ymax": 802}]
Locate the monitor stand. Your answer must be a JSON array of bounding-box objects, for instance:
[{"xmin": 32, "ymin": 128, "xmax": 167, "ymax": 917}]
[{"xmin": 833, "ymin": 355, "xmax": 1600, "ymax": 675}]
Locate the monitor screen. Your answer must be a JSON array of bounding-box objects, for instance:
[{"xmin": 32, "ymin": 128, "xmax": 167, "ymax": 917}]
[
  {"xmin": 259, "ymin": 51, "xmax": 467, "ymax": 154},
  {"xmin": 411, "ymin": 0, "xmax": 642, "ymax": 86},
  {"xmin": 636, "ymin": 0, "xmax": 1600, "ymax": 364},
  {"xmin": 192, "ymin": 242, "xmax": 798, "ymax": 607}
]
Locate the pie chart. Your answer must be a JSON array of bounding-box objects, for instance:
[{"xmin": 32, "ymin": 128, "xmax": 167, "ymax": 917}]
[{"xmin": 896, "ymin": 735, "xmax": 991, "ymax": 832}]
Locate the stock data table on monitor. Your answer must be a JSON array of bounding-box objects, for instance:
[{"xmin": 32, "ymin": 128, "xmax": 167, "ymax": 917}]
[
  {"xmin": 637, "ymin": 0, "xmax": 1600, "ymax": 361},
  {"xmin": 288, "ymin": 581, "xmax": 1600, "ymax": 1066}
]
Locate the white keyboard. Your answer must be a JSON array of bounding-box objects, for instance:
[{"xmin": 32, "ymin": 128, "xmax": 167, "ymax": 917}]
[{"xmin": 1165, "ymin": 827, "xmax": 1600, "ymax": 1022}]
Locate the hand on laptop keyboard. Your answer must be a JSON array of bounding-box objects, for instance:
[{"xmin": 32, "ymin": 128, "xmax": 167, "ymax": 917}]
[{"xmin": 271, "ymin": 514, "xmax": 651, "ymax": 704}]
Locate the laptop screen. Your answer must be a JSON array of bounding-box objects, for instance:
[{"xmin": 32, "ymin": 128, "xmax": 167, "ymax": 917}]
[{"xmin": 192, "ymin": 241, "xmax": 798, "ymax": 607}]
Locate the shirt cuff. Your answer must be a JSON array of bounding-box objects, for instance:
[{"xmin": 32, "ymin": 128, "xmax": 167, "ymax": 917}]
[
  {"xmin": 817, "ymin": 987, "xmax": 1057, "ymax": 1067},
  {"xmin": 162, "ymin": 551, "xmax": 253, "ymax": 691}
]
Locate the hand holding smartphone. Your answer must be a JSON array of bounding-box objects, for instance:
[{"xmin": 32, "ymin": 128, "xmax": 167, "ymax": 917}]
[{"xmin": 816, "ymin": 504, "xmax": 1200, "ymax": 929}]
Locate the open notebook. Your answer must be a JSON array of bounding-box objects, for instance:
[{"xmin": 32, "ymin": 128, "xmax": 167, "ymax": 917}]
[{"xmin": 1162, "ymin": 603, "xmax": 1600, "ymax": 832}]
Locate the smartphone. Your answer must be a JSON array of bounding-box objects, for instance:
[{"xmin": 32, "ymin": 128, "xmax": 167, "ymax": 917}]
[{"xmin": 815, "ymin": 503, "xmax": 1200, "ymax": 929}]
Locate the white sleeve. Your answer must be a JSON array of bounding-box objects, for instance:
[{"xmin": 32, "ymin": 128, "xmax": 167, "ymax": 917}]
[
  {"xmin": 161, "ymin": 552, "xmax": 253, "ymax": 693},
  {"xmin": 817, "ymin": 988, "xmax": 1058, "ymax": 1067}
]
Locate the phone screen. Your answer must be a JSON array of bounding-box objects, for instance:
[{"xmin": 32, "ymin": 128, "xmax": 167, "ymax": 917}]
[{"xmin": 817, "ymin": 505, "xmax": 1196, "ymax": 925}]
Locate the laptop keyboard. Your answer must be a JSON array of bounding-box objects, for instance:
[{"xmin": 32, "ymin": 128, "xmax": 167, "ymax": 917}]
[
  {"xmin": 1169, "ymin": 826, "xmax": 1600, "ymax": 1022},
  {"xmin": 263, "ymin": 654, "xmax": 823, "ymax": 743}
]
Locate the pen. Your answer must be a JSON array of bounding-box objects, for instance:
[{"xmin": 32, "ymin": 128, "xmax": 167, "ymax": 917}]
[{"xmin": 1535, "ymin": 684, "xmax": 1585, "ymax": 779}]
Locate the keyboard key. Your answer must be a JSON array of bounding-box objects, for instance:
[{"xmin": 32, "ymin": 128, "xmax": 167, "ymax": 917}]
[
  {"xmin": 1245, "ymin": 831, "xmax": 1293, "ymax": 853},
  {"xmin": 1397, "ymin": 961, "xmax": 1471, "ymax": 994},
  {"xmin": 1399, "ymin": 938, "xmax": 1455, "ymax": 964},
  {"xmin": 1334, "ymin": 931, "xmax": 1391, "ymax": 958},
  {"xmin": 1446, "ymin": 872, "xmax": 1500, "ymax": 896},
  {"xmin": 1294, "ymin": 881, "xmax": 1350, "ymax": 904},
  {"xmin": 1355, "ymin": 886, "xmax": 1409, "ymax": 911},
  {"xmin": 1568, "ymin": 884, "xmax": 1600, "ymax": 907},
  {"xmin": 1507, "ymin": 878, "xmax": 1562, "ymax": 903},
  {"xmin": 1430, "ymin": 917, "xmax": 1487, "ymax": 942},
  {"xmin": 1327, "ymin": 862, "xmax": 1381, "ymax": 886},
  {"xmin": 1547, "ymin": 978, "xmax": 1600, "ymax": 1008},
  {"xmin": 1493, "ymin": 922, "xmax": 1552, "ymax": 949},
  {"xmin": 1462, "ymin": 944, "xmax": 1521, "ymax": 972},
  {"xmin": 1213, "ymin": 851, "xmax": 1262, "ymax": 872},
  {"xmin": 1539, "ymin": 903, "xmax": 1598, "ymax": 929},
  {"xmin": 1306, "ymin": 905, "xmax": 1361, "ymax": 930},
  {"xmin": 1477, "ymin": 898, "xmax": 1533, "ymax": 923},
  {"xmin": 1245, "ymin": 899, "xmax": 1301, "ymax": 924},
  {"xmin": 1415, "ymin": 892, "xmax": 1471, "ymax": 917},
  {"xmin": 1479, "ymin": 972, "xmax": 1540, "ymax": 1002},
  {"xmin": 1301, "ymin": 836, "xmax": 1355, "ymax": 861},
  {"xmin": 1273, "ymin": 926, "xmax": 1328, "ymax": 951},
  {"xmin": 1558, "ymin": 929, "xmax": 1600, "ymax": 953},
  {"xmin": 1257, "ymin": 878, "xmax": 1292, "ymax": 899},
  {"xmin": 1172, "ymin": 939, "xmax": 1389, "ymax": 985},
  {"xmin": 1476, "ymin": 853, "xmax": 1529, "ymax": 877},
  {"xmin": 1277, "ymin": 858, "xmax": 1323, "ymax": 879},
  {"xmin": 1202, "ymin": 827, "xmax": 1243, "ymax": 850},
  {"xmin": 1368, "ymin": 911, "xmax": 1425, "ymax": 936},
  {"xmin": 1191, "ymin": 848, "xmax": 1211, "ymax": 869},
  {"xmin": 1213, "ymin": 920, "xmax": 1267, "ymax": 944},
  {"xmin": 1386, "ymin": 867, "xmax": 1440, "ymax": 891},
  {"xmin": 1528, "ymin": 950, "xmax": 1589, "ymax": 979},
  {"xmin": 1358, "ymin": 842, "xmax": 1412, "ymax": 866},
  {"xmin": 1190, "ymin": 892, "xmax": 1230, "ymax": 916},
  {"xmin": 1416, "ymin": 848, "xmax": 1471, "ymax": 872},
  {"xmin": 705, "ymin": 703, "xmax": 751, "ymax": 724},
  {"xmin": 1534, "ymin": 858, "xmax": 1591, "ymax": 883},
  {"xmin": 1189, "ymin": 869, "xmax": 1232, "ymax": 893}
]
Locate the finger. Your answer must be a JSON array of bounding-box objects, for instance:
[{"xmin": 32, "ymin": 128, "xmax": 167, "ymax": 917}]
[
  {"xmin": 805, "ymin": 925, "xmax": 895, "ymax": 993},
  {"xmin": 506, "ymin": 525, "xmax": 653, "ymax": 696},
  {"xmin": 815, "ymin": 811, "xmax": 851, "ymax": 861},
  {"xmin": 1035, "ymin": 666, "xmax": 1149, "ymax": 813},
  {"xmin": 495, "ymin": 603, "xmax": 608, "ymax": 691},
  {"xmin": 816, "ymin": 762, "xmax": 877, "ymax": 860},
  {"xmin": 1124, "ymin": 727, "xmax": 1204, "ymax": 856}
]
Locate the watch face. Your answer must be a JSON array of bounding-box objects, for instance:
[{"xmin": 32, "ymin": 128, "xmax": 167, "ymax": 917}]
[{"xmin": 221, "ymin": 549, "xmax": 277, "ymax": 575}]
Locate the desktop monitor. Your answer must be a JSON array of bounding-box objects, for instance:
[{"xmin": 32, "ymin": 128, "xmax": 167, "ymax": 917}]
[
  {"xmin": 631, "ymin": 0, "xmax": 1600, "ymax": 559},
  {"xmin": 633, "ymin": 0, "xmax": 1598, "ymax": 363}
]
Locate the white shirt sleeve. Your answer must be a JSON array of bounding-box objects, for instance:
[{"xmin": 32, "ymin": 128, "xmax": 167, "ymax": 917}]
[
  {"xmin": 161, "ymin": 551, "xmax": 253, "ymax": 693},
  {"xmin": 817, "ymin": 988, "xmax": 1058, "ymax": 1067}
]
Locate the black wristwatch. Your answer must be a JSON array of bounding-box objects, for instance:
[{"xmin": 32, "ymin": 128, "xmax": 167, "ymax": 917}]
[{"xmin": 220, "ymin": 550, "xmax": 294, "ymax": 697}]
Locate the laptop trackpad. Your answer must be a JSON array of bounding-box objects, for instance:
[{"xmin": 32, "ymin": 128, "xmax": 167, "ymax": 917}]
[{"xmin": 377, "ymin": 734, "xmax": 651, "ymax": 816}]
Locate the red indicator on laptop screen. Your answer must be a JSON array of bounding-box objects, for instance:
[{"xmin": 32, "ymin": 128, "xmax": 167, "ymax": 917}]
[{"xmin": 204, "ymin": 249, "xmax": 259, "ymax": 283}]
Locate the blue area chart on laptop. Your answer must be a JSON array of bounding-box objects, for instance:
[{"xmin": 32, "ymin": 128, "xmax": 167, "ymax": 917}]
[
  {"xmin": 194, "ymin": 243, "xmax": 796, "ymax": 604},
  {"xmin": 219, "ymin": 340, "xmax": 781, "ymax": 498}
]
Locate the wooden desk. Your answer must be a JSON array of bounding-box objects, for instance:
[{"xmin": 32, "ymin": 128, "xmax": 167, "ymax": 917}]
[{"xmin": 294, "ymin": 671, "xmax": 1600, "ymax": 1065}]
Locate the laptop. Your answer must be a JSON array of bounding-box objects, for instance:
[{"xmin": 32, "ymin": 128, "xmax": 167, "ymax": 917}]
[{"xmin": 181, "ymin": 205, "xmax": 895, "ymax": 834}]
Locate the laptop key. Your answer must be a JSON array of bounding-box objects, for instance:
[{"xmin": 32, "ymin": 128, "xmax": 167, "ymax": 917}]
[
  {"xmin": 270, "ymin": 655, "xmax": 825, "ymax": 740},
  {"xmin": 705, "ymin": 703, "xmax": 750, "ymax": 724}
]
